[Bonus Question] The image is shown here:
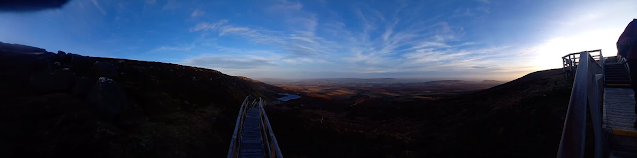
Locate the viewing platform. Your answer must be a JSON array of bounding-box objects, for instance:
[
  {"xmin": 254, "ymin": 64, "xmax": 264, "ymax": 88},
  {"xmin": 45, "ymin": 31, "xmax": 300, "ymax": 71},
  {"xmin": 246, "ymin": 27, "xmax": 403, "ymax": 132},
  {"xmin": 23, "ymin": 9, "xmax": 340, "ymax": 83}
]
[{"xmin": 559, "ymin": 51, "xmax": 637, "ymax": 158}]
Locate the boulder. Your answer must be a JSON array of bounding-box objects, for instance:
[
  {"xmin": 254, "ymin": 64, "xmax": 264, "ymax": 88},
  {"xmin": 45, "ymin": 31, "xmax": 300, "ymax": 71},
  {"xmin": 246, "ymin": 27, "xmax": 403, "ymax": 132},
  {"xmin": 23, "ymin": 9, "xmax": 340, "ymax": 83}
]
[
  {"xmin": 68, "ymin": 54, "xmax": 95, "ymax": 73},
  {"xmin": 92, "ymin": 61, "xmax": 119, "ymax": 79},
  {"xmin": 69, "ymin": 53, "xmax": 94, "ymax": 66},
  {"xmin": 72, "ymin": 76, "xmax": 94, "ymax": 98},
  {"xmin": 56, "ymin": 50, "xmax": 71, "ymax": 63},
  {"xmin": 29, "ymin": 69, "xmax": 76, "ymax": 93},
  {"xmin": 86, "ymin": 77, "xmax": 127, "ymax": 121}
]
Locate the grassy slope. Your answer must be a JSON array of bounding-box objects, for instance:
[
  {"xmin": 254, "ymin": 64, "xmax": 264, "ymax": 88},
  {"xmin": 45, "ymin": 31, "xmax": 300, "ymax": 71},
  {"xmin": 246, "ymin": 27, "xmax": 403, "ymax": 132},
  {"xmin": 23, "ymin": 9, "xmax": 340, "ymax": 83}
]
[
  {"xmin": 266, "ymin": 69, "xmax": 575, "ymax": 158},
  {"xmin": 0, "ymin": 53, "xmax": 281, "ymax": 157},
  {"xmin": 425, "ymin": 69, "xmax": 574, "ymax": 157}
]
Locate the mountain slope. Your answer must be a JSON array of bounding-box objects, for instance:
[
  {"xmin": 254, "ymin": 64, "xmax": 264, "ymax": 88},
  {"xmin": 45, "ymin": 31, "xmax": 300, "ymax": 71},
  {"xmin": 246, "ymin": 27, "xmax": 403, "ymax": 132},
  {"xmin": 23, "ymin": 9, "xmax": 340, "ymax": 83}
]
[
  {"xmin": 264, "ymin": 69, "xmax": 575, "ymax": 158},
  {"xmin": 423, "ymin": 69, "xmax": 574, "ymax": 157},
  {"xmin": 0, "ymin": 42, "xmax": 280, "ymax": 157}
]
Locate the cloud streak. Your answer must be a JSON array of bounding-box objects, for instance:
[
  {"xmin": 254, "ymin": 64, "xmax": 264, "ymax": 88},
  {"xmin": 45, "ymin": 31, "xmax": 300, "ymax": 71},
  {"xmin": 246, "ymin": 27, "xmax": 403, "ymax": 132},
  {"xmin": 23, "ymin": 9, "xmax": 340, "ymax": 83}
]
[
  {"xmin": 183, "ymin": 55, "xmax": 277, "ymax": 69},
  {"xmin": 191, "ymin": 9, "xmax": 205, "ymax": 17},
  {"xmin": 183, "ymin": 0, "xmax": 541, "ymax": 79},
  {"xmin": 91, "ymin": 0, "xmax": 106, "ymax": 15}
]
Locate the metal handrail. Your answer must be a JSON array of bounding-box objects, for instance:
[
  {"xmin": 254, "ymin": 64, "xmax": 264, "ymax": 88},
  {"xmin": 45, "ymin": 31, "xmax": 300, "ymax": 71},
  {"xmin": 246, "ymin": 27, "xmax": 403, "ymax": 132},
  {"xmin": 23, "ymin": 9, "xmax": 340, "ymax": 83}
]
[
  {"xmin": 228, "ymin": 97, "xmax": 283, "ymax": 158},
  {"xmin": 557, "ymin": 50, "xmax": 604, "ymax": 158},
  {"xmin": 259, "ymin": 98, "xmax": 284, "ymax": 158},
  {"xmin": 227, "ymin": 96, "xmax": 250, "ymax": 158},
  {"xmin": 562, "ymin": 49, "xmax": 602, "ymax": 77},
  {"xmin": 258, "ymin": 98, "xmax": 272, "ymax": 157}
]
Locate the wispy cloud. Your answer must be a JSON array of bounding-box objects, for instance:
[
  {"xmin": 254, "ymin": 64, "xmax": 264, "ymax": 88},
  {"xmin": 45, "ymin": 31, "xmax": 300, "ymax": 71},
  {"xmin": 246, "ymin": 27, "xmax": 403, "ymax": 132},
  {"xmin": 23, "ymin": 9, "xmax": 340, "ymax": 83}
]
[
  {"xmin": 190, "ymin": 19, "xmax": 286, "ymax": 44},
  {"xmin": 183, "ymin": 55, "xmax": 276, "ymax": 69},
  {"xmin": 91, "ymin": 0, "xmax": 106, "ymax": 15},
  {"xmin": 190, "ymin": 20, "xmax": 228, "ymax": 32},
  {"xmin": 191, "ymin": 9, "xmax": 205, "ymax": 18},
  {"xmin": 184, "ymin": 1, "xmax": 529, "ymax": 79},
  {"xmin": 476, "ymin": 0, "xmax": 490, "ymax": 4},
  {"xmin": 153, "ymin": 44, "xmax": 194, "ymax": 51},
  {"xmin": 268, "ymin": 0, "xmax": 302, "ymax": 12},
  {"xmin": 289, "ymin": 36, "xmax": 319, "ymax": 44},
  {"xmin": 145, "ymin": 0, "xmax": 156, "ymax": 5}
]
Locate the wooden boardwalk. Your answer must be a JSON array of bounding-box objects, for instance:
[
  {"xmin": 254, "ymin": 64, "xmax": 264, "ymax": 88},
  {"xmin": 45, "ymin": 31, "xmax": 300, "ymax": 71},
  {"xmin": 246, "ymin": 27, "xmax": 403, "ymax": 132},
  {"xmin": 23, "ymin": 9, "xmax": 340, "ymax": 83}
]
[
  {"xmin": 239, "ymin": 107, "xmax": 265, "ymax": 158},
  {"xmin": 603, "ymin": 88, "xmax": 637, "ymax": 135},
  {"xmin": 227, "ymin": 97, "xmax": 283, "ymax": 158}
]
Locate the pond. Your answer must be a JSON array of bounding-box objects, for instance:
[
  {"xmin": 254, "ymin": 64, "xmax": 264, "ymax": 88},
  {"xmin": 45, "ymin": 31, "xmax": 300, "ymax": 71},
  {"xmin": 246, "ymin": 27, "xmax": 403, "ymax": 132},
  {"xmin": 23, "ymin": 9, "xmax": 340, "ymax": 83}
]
[{"xmin": 277, "ymin": 93, "xmax": 301, "ymax": 101}]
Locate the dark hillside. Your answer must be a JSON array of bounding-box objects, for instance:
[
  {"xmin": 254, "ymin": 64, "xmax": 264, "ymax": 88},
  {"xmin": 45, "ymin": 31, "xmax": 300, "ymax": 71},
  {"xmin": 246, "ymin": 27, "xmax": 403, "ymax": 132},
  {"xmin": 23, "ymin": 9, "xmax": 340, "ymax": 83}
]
[
  {"xmin": 421, "ymin": 69, "xmax": 574, "ymax": 157},
  {"xmin": 0, "ymin": 42, "xmax": 280, "ymax": 157},
  {"xmin": 0, "ymin": 42, "xmax": 579, "ymax": 157},
  {"xmin": 266, "ymin": 69, "xmax": 575, "ymax": 158}
]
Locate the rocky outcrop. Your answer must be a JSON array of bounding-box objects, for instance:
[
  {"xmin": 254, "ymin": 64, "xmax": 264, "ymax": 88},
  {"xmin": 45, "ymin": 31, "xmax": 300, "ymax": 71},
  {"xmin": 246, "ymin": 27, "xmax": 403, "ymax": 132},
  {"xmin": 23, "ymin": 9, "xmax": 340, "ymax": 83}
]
[
  {"xmin": 69, "ymin": 53, "xmax": 95, "ymax": 73},
  {"xmin": 92, "ymin": 61, "xmax": 119, "ymax": 80},
  {"xmin": 56, "ymin": 50, "xmax": 71, "ymax": 63},
  {"xmin": 86, "ymin": 77, "xmax": 127, "ymax": 122},
  {"xmin": 0, "ymin": 50, "xmax": 54, "ymax": 80}
]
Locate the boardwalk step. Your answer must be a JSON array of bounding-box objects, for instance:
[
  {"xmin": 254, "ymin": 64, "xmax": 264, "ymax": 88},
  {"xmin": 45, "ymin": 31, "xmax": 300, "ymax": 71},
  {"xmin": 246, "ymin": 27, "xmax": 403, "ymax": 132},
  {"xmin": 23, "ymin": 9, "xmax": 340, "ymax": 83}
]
[
  {"xmin": 240, "ymin": 149, "xmax": 264, "ymax": 154},
  {"xmin": 242, "ymin": 131, "xmax": 260, "ymax": 134},
  {"xmin": 606, "ymin": 80, "xmax": 631, "ymax": 82},
  {"xmin": 606, "ymin": 70, "xmax": 628, "ymax": 73},
  {"xmin": 606, "ymin": 75, "xmax": 630, "ymax": 78},
  {"xmin": 239, "ymin": 153, "xmax": 264, "ymax": 158},
  {"xmin": 242, "ymin": 140, "xmax": 262, "ymax": 144},
  {"xmin": 239, "ymin": 152, "xmax": 264, "ymax": 157},
  {"xmin": 606, "ymin": 84, "xmax": 632, "ymax": 88},
  {"xmin": 606, "ymin": 80, "xmax": 630, "ymax": 84},
  {"xmin": 243, "ymin": 131, "xmax": 261, "ymax": 135},
  {"xmin": 242, "ymin": 134, "xmax": 262, "ymax": 138},
  {"xmin": 606, "ymin": 77, "xmax": 630, "ymax": 79}
]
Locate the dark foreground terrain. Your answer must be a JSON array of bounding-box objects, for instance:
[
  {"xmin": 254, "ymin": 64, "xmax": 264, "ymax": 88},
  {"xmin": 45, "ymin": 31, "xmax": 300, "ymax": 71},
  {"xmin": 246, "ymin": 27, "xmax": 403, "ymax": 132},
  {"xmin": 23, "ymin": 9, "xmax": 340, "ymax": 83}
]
[
  {"xmin": 266, "ymin": 69, "xmax": 576, "ymax": 157},
  {"xmin": 1, "ymin": 42, "xmax": 578, "ymax": 157},
  {"xmin": 0, "ymin": 42, "xmax": 280, "ymax": 157}
]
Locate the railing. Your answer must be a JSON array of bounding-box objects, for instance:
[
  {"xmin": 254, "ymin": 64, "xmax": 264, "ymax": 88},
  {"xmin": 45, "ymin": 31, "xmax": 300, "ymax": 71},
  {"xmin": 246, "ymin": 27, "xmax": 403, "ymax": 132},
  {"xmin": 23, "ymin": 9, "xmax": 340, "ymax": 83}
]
[
  {"xmin": 227, "ymin": 96, "xmax": 283, "ymax": 158},
  {"xmin": 557, "ymin": 50, "xmax": 604, "ymax": 158},
  {"xmin": 562, "ymin": 49, "xmax": 604, "ymax": 76},
  {"xmin": 227, "ymin": 96, "xmax": 250, "ymax": 158},
  {"xmin": 617, "ymin": 54, "xmax": 630, "ymax": 83},
  {"xmin": 258, "ymin": 98, "xmax": 284, "ymax": 158}
]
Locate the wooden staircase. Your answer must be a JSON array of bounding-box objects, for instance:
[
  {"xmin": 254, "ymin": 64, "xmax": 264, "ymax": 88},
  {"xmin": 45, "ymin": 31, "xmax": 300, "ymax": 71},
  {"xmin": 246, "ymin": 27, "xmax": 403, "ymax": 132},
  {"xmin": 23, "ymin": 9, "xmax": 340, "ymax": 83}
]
[
  {"xmin": 602, "ymin": 56, "xmax": 637, "ymax": 158},
  {"xmin": 605, "ymin": 57, "xmax": 631, "ymax": 87},
  {"xmin": 558, "ymin": 51, "xmax": 637, "ymax": 158}
]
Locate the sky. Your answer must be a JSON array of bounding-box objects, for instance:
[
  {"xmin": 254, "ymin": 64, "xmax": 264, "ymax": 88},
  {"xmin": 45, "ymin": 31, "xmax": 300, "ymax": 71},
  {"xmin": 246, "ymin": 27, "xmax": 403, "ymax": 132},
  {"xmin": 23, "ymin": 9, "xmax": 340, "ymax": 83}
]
[{"xmin": 1, "ymin": 0, "xmax": 636, "ymax": 81}]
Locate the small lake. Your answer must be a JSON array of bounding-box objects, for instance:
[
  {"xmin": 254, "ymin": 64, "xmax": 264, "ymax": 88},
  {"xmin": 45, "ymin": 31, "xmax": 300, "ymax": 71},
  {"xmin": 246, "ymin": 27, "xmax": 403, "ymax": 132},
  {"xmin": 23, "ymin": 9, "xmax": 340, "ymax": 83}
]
[{"xmin": 277, "ymin": 93, "xmax": 301, "ymax": 101}]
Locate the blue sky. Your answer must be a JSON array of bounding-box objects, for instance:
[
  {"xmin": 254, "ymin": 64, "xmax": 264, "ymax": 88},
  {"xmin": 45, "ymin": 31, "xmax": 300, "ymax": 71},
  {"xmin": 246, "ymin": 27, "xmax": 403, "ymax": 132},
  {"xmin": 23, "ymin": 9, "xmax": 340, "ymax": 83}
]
[{"xmin": 1, "ymin": 0, "xmax": 636, "ymax": 80}]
